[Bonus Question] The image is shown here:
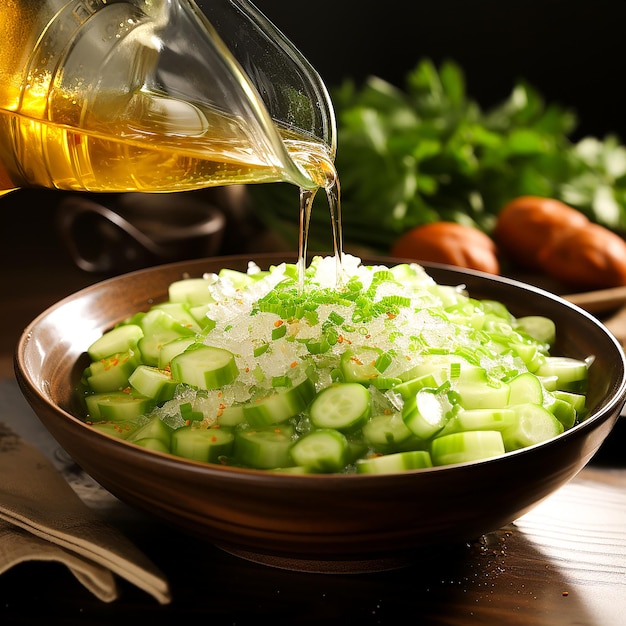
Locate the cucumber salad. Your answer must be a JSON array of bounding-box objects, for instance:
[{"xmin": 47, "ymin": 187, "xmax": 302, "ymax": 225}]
[{"xmin": 79, "ymin": 255, "xmax": 590, "ymax": 474}]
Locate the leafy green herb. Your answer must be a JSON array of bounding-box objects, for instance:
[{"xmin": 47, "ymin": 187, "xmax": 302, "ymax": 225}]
[{"xmin": 249, "ymin": 58, "xmax": 626, "ymax": 253}]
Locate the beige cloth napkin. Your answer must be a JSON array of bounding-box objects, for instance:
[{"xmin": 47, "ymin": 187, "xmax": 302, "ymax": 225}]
[{"xmin": 0, "ymin": 421, "xmax": 171, "ymax": 604}]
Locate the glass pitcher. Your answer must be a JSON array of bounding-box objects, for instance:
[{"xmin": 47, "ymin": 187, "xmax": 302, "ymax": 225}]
[{"xmin": 0, "ymin": 0, "xmax": 336, "ymax": 197}]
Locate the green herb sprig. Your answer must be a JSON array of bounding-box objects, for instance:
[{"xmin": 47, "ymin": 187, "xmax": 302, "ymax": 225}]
[{"xmin": 249, "ymin": 58, "xmax": 626, "ymax": 253}]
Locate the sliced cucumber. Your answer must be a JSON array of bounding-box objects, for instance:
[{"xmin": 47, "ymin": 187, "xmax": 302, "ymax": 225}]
[
  {"xmin": 89, "ymin": 420, "xmax": 138, "ymax": 439},
  {"xmin": 431, "ymin": 431, "xmax": 505, "ymax": 465},
  {"xmin": 133, "ymin": 437, "xmax": 171, "ymax": 453},
  {"xmin": 218, "ymin": 404, "xmax": 247, "ymax": 427},
  {"xmin": 233, "ymin": 424, "xmax": 296, "ymax": 469},
  {"xmin": 179, "ymin": 401, "xmax": 204, "ymax": 423},
  {"xmin": 356, "ymin": 450, "xmax": 433, "ymax": 474},
  {"xmin": 218, "ymin": 267, "xmax": 268, "ymax": 289},
  {"xmin": 340, "ymin": 346, "xmax": 382, "ymax": 384},
  {"xmin": 270, "ymin": 465, "xmax": 315, "ymax": 475},
  {"xmin": 170, "ymin": 344, "xmax": 239, "ymax": 390},
  {"xmin": 362, "ymin": 412, "xmax": 415, "ymax": 452},
  {"xmin": 402, "ymin": 387, "xmax": 454, "ymax": 440},
  {"xmin": 455, "ymin": 380, "xmax": 510, "ymax": 410},
  {"xmin": 138, "ymin": 308, "xmax": 197, "ymax": 366},
  {"xmin": 502, "ymin": 403, "xmax": 564, "ymax": 451},
  {"xmin": 516, "ymin": 315, "xmax": 556, "ymax": 346},
  {"xmin": 188, "ymin": 304, "xmax": 215, "ymax": 330},
  {"xmin": 85, "ymin": 390, "xmax": 154, "ymax": 421},
  {"xmin": 309, "ymin": 382, "xmax": 371, "ymax": 432},
  {"xmin": 87, "ymin": 324, "xmax": 143, "ymax": 361},
  {"xmin": 168, "ymin": 277, "xmax": 214, "ymax": 305},
  {"xmin": 537, "ymin": 374, "xmax": 558, "ymax": 392},
  {"xmin": 507, "ymin": 372, "xmax": 544, "ymax": 406},
  {"xmin": 171, "ymin": 425, "xmax": 234, "ymax": 463},
  {"xmin": 151, "ymin": 301, "xmax": 202, "ymax": 333},
  {"xmin": 289, "ymin": 428, "xmax": 349, "ymax": 473},
  {"xmin": 453, "ymin": 407, "xmax": 517, "ymax": 432},
  {"xmin": 86, "ymin": 349, "xmax": 142, "ymax": 393},
  {"xmin": 405, "ymin": 354, "xmax": 486, "ymax": 385},
  {"xmin": 390, "ymin": 373, "xmax": 438, "ymax": 400},
  {"xmin": 243, "ymin": 377, "xmax": 315, "ymax": 427},
  {"xmin": 535, "ymin": 357, "xmax": 589, "ymax": 392},
  {"xmin": 157, "ymin": 336, "xmax": 197, "ymax": 370},
  {"xmin": 128, "ymin": 365, "xmax": 178, "ymax": 402},
  {"xmin": 547, "ymin": 397, "xmax": 577, "ymax": 429},
  {"xmin": 126, "ymin": 415, "xmax": 174, "ymax": 448},
  {"xmin": 509, "ymin": 342, "xmax": 546, "ymax": 372},
  {"xmin": 553, "ymin": 390, "xmax": 586, "ymax": 414}
]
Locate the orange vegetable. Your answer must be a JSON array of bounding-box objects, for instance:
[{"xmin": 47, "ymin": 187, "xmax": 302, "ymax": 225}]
[
  {"xmin": 494, "ymin": 196, "xmax": 589, "ymax": 271},
  {"xmin": 538, "ymin": 223, "xmax": 626, "ymax": 289},
  {"xmin": 390, "ymin": 221, "xmax": 500, "ymax": 274},
  {"xmin": 495, "ymin": 195, "xmax": 626, "ymax": 289}
]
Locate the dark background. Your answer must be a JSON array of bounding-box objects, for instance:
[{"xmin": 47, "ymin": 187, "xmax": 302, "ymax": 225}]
[
  {"xmin": 253, "ymin": 0, "xmax": 626, "ymax": 142},
  {"xmin": 3, "ymin": 0, "xmax": 626, "ymax": 278}
]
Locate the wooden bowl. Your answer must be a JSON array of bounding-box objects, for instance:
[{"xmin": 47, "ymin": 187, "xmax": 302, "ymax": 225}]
[{"xmin": 14, "ymin": 254, "xmax": 626, "ymax": 573}]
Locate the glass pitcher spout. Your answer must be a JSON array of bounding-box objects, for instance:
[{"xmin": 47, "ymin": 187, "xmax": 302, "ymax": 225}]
[{"xmin": 0, "ymin": 0, "xmax": 336, "ymax": 195}]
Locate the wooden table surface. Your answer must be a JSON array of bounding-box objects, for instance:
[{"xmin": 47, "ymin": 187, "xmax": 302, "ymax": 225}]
[{"xmin": 1, "ymin": 190, "xmax": 625, "ymax": 625}]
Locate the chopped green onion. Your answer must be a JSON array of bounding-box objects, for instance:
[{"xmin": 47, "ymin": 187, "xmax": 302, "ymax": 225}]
[{"xmin": 272, "ymin": 324, "xmax": 287, "ymax": 340}]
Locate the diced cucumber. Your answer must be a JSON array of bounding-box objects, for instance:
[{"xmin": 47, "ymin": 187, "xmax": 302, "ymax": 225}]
[
  {"xmin": 455, "ymin": 380, "xmax": 510, "ymax": 410},
  {"xmin": 340, "ymin": 346, "xmax": 383, "ymax": 384},
  {"xmin": 309, "ymin": 382, "xmax": 371, "ymax": 432},
  {"xmin": 126, "ymin": 415, "xmax": 174, "ymax": 448},
  {"xmin": 516, "ymin": 315, "xmax": 556, "ymax": 346},
  {"xmin": 502, "ymin": 403, "xmax": 564, "ymax": 451},
  {"xmin": 243, "ymin": 377, "xmax": 315, "ymax": 427},
  {"xmin": 431, "ymin": 431, "xmax": 505, "ymax": 465},
  {"xmin": 507, "ymin": 372, "xmax": 544, "ymax": 406},
  {"xmin": 138, "ymin": 309, "xmax": 197, "ymax": 366},
  {"xmin": 86, "ymin": 349, "xmax": 142, "ymax": 393},
  {"xmin": 233, "ymin": 424, "xmax": 296, "ymax": 469},
  {"xmin": 171, "ymin": 425, "xmax": 234, "ymax": 463},
  {"xmin": 87, "ymin": 324, "xmax": 143, "ymax": 361},
  {"xmin": 289, "ymin": 428, "xmax": 349, "ymax": 473},
  {"xmin": 362, "ymin": 412, "xmax": 416, "ymax": 452},
  {"xmin": 402, "ymin": 388, "xmax": 455, "ymax": 440},
  {"xmin": 157, "ymin": 336, "xmax": 197, "ymax": 370},
  {"xmin": 85, "ymin": 391, "xmax": 154, "ymax": 421},
  {"xmin": 356, "ymin": 450, "xmax": 433, "ymax": 474},
  {"xmin": 170, "ymin": 344, "xmax": 239, "ymax": 390},
  {"xmin": 128, "ymin": 365, "xmax": 178, "ymax": 402}
]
